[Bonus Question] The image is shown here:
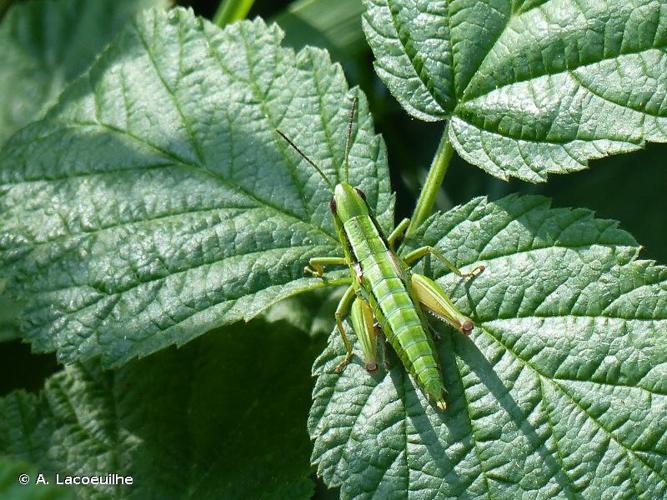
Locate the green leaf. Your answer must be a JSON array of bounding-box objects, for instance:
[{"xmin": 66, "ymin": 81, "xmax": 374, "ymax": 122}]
[
  {"xmin": 0, "ymin": 456, "xmax": 73, "ymax": 499},
  {"xmin": 0, "ymin": 320, "xmax": 321, "ymax": 499},
  {"xmin": 0, "ymin": 0, "xmax": 169, "ymax": 145},
  {"xmin": 263, "ymin": 287, "xmax": 343, "ymax": 337},
  {"xmin": 309, "ymin": 194, "xmax": 667, "ymax": 498},
  {"xmin": 0, "ymin": 8, "xmax": 392, "ymax": 367},
  {"xmin": 0, "ymin": 293, "xmax": 19, "ymax": 342},
  {"xmin": 363, "ymin": 0, "xmax": 667, "ymax": 181}
]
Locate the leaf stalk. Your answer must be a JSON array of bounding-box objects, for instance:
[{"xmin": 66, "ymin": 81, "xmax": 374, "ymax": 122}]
[
  {"xmin": 213, "ymin": 0, "xmax": 256, "ymax": 27},
  {"xmin": 406, "ymin": 124, "xmax": 454, "ymax": 238}
]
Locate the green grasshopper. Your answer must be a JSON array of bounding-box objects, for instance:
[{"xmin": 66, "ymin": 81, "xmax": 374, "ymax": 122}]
[{"xmin": 277, "ymin": 99, "xmax": 484, "ymax": 411}]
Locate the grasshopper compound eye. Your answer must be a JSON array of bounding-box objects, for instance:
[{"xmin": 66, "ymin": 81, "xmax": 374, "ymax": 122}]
[{"xmin": 330, "ymin": 198, "xmax": 337, "ymax": 212}]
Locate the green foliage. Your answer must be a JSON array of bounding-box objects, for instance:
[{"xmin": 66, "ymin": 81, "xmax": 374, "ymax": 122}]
[
  {"xmin": 0, "ymin": 294, "xmax": 19, "ymax": 342},
  {"xmin": 0, "ymin": 1, "xmax": 665, "ymax": 499},
  {"xmin": 0, "ymin": 320, "xmax": 321, "ymax": 499},
  {"xmin": 363, "ymin": 0, "xmax": 667, "ymax": 181},
  {"xmin": 0, "ymin": 0, "xmax": 168, "ymax": 144},
  {"xmin": 310, "ymin": 195, "xmax": 667, "ymax": 498},
  {"xmin": 0, "ymin": 8, "xmax": 392, "ymax": 367}
]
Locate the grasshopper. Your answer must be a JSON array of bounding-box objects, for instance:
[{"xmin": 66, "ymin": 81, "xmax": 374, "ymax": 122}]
[{"xmin": 277, "ymin": 99, "xmax": 484, "ymax": 411}]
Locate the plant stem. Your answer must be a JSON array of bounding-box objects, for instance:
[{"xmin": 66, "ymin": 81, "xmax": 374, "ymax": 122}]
[
  {"xmin": 213, "ymin": 0, "xmax": 256, "ymax": 28},
  {"xmin": 405, "ymin": 124, "xmax": 454, "ymax": 238}
]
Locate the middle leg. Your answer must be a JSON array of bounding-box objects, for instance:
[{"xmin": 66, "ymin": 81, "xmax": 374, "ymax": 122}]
[{"xmin": 403, "ymin": 246, "xmax": 484, "ymax": 278}]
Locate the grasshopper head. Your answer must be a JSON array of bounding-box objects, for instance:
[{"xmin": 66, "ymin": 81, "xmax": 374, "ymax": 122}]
[{"xmin": 330, "ymin": 183, "xmax": 369, "ymax": 222}]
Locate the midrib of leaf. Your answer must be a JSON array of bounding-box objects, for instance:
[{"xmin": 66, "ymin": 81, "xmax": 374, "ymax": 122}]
[
  {"xmin": 384, "ymin": 0, "xmax": 447, "ymax": 109},
  {"xmin": 551, "ymin": 379, "xmax": 665, "ymax": 396},
  {"xmin": 488, "ymin": 312, "xmax": 664, "ymax": 323},
  {"xmin": 308, "ymin": 49, "xmax": 349, "ymax": 184},
  {"xmin": 489, "ymin": 45, "xmax": 667, "ymax": 106},
  {"xmin": 451, "ymin": 0, "xmax": 563, "ymax": 101},
  {"xmin": 423, "ymin": 222, "xmax": 636, "ymax": 280},
  {"xmin": 235, "ymin": 24, "xmax": 311, "ymax": 217},
  {"xmin": 457, "ymin": 3, "xmax": 666, "ymax": 104},
  {"xmin": 40, "ymin": 245, "xmax": 315, "ymax": 306},
  {"xmin": 0, "ymin": 161, "xmax": 174, "ymax": 185},
  {"xmin": 451, "ymin": 113, "xmax": 641, "ymax": 149},
  {"xmin": 134, "ymin": 17, "xmax": 206, "ymax": 167},
  {"xmin": 4, "ymin": 205, "xmax": 249, "ymax": 256},
  {"xmin": 453, "ymin": 2, "xmax": 514, "ymax": 102},
  {"xmin": 3, "ymin": 200, "xmax": 332, "ymax": 293},
  {"xmin": 569, "ymin": 67, "xmax": 667, "ymax": 119},
  {"xmin": 28, "ymin": 118, "xmax": 337, "ymax": 244},
  {"xmin": 56, "ymin": 369, "xmax": 112, "ymax": 451},
  {"xmin": 537, "ymin": 378, "xmax": 582, "ymax": 497},
  {"xmin": 449, "ymin": 335, "xmax": 494, "ymax": 496},
  {"xmin": 480, "ymin": 324, "xmax": 666, "ymax": 484}
]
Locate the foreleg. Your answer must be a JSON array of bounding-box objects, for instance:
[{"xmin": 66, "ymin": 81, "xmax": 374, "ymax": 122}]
[{"xmin": 305, "ymin": 256, "xmax": 347, "ymax": 278}]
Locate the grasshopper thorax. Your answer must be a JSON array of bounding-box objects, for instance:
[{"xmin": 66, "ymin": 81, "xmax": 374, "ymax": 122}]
[{"xmin": 331, "ymin": 183, "xmax": 369, "ymax": 223}]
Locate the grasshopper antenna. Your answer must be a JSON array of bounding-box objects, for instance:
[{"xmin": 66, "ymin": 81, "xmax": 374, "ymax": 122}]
[
  {"xmin": 343, "ymin": 96, "xmax": 358, "ymax": 184},
  {"xmin": 276, "ymin": 129, "xmax": 334, "ymax": 190}
]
